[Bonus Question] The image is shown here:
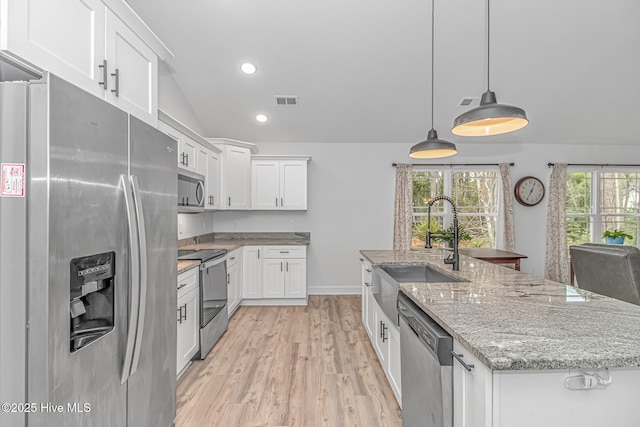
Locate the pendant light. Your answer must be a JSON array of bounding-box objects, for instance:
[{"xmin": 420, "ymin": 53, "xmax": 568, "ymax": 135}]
[
  {"xmin": 409, "ymin": 0, "xmax": 457, "ymax": 159},
  {"xmin": 451, "ymin": 0, "xmax": 528, "ymax": 137}
]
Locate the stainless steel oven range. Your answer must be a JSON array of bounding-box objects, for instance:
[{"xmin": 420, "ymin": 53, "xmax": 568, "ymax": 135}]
[{"xmin": 178, "ymin": 248, "xmax": 228, "ymax": 359}]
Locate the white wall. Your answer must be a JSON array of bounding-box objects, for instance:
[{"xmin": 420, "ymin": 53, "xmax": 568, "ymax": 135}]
[
  {"xmin": 178, "ymin": 212, "xmax": 214, "ymax": 240},
  {"xmin": 158, "ymin": 62, "xmax": 206, "ymax": 135},
  {"xmin": 207, "ymin": 140, "xmax": 639, "ymax": 294}
]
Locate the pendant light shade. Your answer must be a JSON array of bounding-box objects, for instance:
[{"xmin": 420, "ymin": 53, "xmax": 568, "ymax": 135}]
[
  {"xmin": 452, "ymin": 0, "xmax": 528, "ymax": 137},
  {"xmin": 410, "ymin": 129, "xmax": 457, "ymax": 159},
  {"xmin": 409, "ymin": 0, "xmax": 457, "ymax": 159},
  {"xmin": 451, "ymin": 90, "xmax": 528, "ymax": 136}
]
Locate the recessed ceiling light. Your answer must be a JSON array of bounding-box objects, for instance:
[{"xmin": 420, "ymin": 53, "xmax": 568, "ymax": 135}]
[
  {"xmin": 241, "ymin": 63, "xmax": 257, "ymax": 75},
  {"xmin": 255, "ymin": 114, "xmax": 268, "ymax": 123}
]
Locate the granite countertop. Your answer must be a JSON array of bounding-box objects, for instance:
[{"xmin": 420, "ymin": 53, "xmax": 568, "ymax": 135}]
[
  {"xmin": 177, "ymin": 233, "xmax": 309, "ymax": 273},
  {"xmin": 179, "ymin": 232, "xmax": 310, "ymax": 252},
  {"xmin": 177, "ymin": 260, "xmax": 201, "ymax": 275},
  {"xmin": 360, "ymin": 249, "xmax": 640, "ymax": 371}
]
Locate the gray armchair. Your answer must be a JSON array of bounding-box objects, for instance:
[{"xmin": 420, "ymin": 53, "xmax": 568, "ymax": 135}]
[{"xmin": 569, "ymin": 243, "xmax": 640, "ymax": 305}]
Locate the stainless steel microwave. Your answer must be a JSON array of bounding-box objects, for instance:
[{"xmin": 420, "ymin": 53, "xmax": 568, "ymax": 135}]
[{"xmin": 177, "ymin": 170, "xmax": 205, "ymax": 213}]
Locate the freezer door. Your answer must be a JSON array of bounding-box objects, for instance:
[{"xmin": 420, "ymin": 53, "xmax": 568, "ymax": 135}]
[
  {"xmin": 127, "ymin": 116, "xmax": 177, "ymax": 427},
  {"xmin": 0, "ymin": 82, "xmax": 28, "ymax": 427},
  {"xmin": 27, "ymin": 75, "xmax": 129, "ymax": 427}
]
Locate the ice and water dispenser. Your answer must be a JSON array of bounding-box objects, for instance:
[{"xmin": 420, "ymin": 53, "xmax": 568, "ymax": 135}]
[{"xmin": 69, "ymin": 252, "xmax": 115, "ymax": 352}]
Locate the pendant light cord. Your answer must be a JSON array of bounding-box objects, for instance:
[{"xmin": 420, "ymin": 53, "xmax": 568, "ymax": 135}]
[
  {"xmin": 487, "ymin": 0, "xmax": 490, "ymax": 91},
  {"xmin": 431, "ymin": 0, "xmax": 435, "ymax": 129}
]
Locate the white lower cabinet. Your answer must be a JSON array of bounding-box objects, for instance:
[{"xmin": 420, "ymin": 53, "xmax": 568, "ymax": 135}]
[
  {"xmin": 387, "ymin": 322, "xmax": 401, "ymax": 401},
  {"xmin": 373, "ymin": 306, "xmax": 389, "ymax": 366},
  {"xmin": 226, "ymin": 249, "xmax": 242, "ymax": 316},
  {"xmin": 452, "ymin": 337, "xmax": 640, "ymax": 427},
  {"xmin": 262, "ymin": 258, "xmax": 307, "ymax": 299},
  {"xmin": 453, "ymin": 340, "xmax": 492, "ymax": 427},
  {"xmin": 177, "ymin": 268, "xmax": 199, "ymax": 377},
  {"xmin": 360, "ymin": 258, "xmax": 401, "ymax": 405},
  {"xmin": 242, "ymin": 246, "xmax": 263, "ymax": 299},
  {"xmin": 256, "ymin": 246, "xmax": 307, "ymax": 304},
  {"xmin": 360, "ymin": 258, "xmax": 373, "ymax": 338}
]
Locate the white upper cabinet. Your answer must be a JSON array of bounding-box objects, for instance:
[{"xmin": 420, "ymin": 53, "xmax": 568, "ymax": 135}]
[
  {"xmin": 1, "ymin": 0, "xmax": 106, "ymax": 97},
  {"xmin": 179, "ymin": 135, "xmax": 199, "ymax": 172},
  {"xmin": 0, "ymin": 0, "xmax": 170, "ymax": 126},
  {"xmin": 251, "ymin": 160, "xmax": 280, "ymax": 209},
  {"xmin": 205, "ymin": 150, "xmax": 221, "ymax": 210},
  {"xmin": 105, "ymin": 10, "xmax": 157, "ymax": 124},
  {"xmin": 222, "ymin": 144, "xmax": 251, "ymax": 210},
  {"xmin": 251, "ymin": 156, "xmax": 309, "ymax": 210},
  {"xmin": 280, "ymin": 160, "xmax": 307, "ymax": 210}
]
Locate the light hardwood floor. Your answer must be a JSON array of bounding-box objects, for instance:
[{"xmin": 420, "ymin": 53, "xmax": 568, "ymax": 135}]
[{"xmin": 175, "ymin": 295, "xmax": 402, "ymax": 427}]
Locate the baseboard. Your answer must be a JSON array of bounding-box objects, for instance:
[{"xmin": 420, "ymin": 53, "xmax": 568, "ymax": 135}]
[
  {"xmin": 309, "ymin": 285, "xmax": 361, "ymax": 295},
  {"xmin": 240, "ymin": 298, "xmax": 308, "ymax": 306}
]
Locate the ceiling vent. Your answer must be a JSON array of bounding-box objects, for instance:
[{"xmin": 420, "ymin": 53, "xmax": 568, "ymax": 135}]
[
  {"xmin": 275, "ymin": 96, "xmax": 298, "ymax": 106},
  {"xmin": 457, "ymin": 97, "xmax": 480, "ymax": 108}
]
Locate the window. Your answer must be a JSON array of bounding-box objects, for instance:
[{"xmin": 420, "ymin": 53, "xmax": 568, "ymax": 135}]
[
  {"xmin": 566, "ymin": 169, "xmax": 640, "ymax": 247},
  {"xmin": 411, "ymin": 168, "xmax": 500, "ymax": 248}
]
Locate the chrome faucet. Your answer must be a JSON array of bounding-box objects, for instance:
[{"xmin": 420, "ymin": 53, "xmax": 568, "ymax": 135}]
[{"xmin": 425, "ymin": 195, "xmax": 460, "ymax": 271}]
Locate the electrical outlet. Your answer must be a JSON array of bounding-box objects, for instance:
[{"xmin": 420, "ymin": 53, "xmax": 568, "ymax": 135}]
[
  {"xmin": 289, "ymin": 220, "xmax": 295, "ymax": 229},
  {"xmin": 178, "ymin": 219, "xmax": 183, "ymax": 236},
  {"xmin": 233, "ymin": 221, "xmax": 238, "ymax": 228}
]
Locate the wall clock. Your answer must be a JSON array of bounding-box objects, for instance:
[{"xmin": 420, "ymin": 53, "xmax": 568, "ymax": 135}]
[{"xmin": 514, "ymin": 176, "xmax": 545, "ymax": 206}]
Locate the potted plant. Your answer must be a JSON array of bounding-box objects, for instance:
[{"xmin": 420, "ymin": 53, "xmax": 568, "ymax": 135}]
[
  {"xmin": 602, "ymin": 229, "xmax": 633, "ymax": 245},
  {"xmin": 431, "ymin": 224, "xmax": 471, "ymax": 248}
]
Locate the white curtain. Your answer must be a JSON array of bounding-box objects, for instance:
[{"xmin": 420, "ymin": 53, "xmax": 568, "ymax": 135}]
[
  {"xmin": 393, "ymin": 164, "xmax": 413, "ymax": 250},
  {"xmin": 544, "ymin": 163, "xmax": 570, "ymax": 283},
  {"xmin": 498, "ymin": 163, "xmax": 515, "ymax": 252}
]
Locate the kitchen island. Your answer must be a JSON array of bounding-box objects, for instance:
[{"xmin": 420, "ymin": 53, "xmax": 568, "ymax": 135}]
[{"xmin": 360, "ymin": 249, "xmax": 640, "ymax": 427}]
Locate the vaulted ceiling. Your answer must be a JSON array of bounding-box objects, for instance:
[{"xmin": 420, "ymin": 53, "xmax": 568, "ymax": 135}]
[{"xmin": 126, "ymin": 0, "xmax": 640, "ymax": 145}]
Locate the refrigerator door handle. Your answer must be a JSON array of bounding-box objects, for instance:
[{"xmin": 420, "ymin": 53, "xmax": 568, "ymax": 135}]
[
  {"xmin": 130, "ymin": 175, "xmax": 148, "ymax": 376},
  {"xmin": 120, "ymin": 175, "xmax": 141, "ymax": 384}
]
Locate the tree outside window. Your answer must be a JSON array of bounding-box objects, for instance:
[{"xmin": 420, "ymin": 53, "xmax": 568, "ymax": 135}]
[
  {"xmin": 411, "ymin": 168, "xmax": 499, "ymax": 249},
  {"xmin": 566, "ymin": 169, "xmax": 640, "ymax": 248}
]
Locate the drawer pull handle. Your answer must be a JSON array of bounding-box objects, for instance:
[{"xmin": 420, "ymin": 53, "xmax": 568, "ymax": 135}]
[
  {"xmin": 452, "ymin": 352, "xmax": 474, "ymax": 372},
  {"xmin": 177, "ymin": 283, "xmax": 187, "ymax": 290},
  {"xmin": 280, "ymin": 251, "xmax": 290, "ymax": 254}
]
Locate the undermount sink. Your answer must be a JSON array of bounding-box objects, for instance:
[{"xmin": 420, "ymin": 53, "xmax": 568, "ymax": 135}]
[{"xmin": 379, "ymin": 265, "xmax": 465, "ymax": 283}]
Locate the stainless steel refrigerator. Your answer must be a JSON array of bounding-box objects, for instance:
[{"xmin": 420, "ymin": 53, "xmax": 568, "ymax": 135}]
[{"xmin": 0, "ymin": 73, "xmax": 177, "ymax": 427}]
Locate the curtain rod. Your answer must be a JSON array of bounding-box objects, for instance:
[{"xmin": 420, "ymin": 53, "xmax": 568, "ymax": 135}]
[
  {"xmin": 547, "ymin": 163, "xmax": 640, "ymax": 167},
  {"xmin": 393, "ymin": 162, "xmax": 514, "ymax": 167}
]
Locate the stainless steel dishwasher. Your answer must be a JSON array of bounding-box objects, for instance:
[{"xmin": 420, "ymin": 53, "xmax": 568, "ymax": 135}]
[{"xmin": 398, "ymin": 292, "xmax": 453, "ymax": 427}]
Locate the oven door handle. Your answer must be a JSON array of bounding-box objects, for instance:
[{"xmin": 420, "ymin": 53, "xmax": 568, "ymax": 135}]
[{"xmin": 201, "ymin": 256, "xmax": 226, "ymax": 270}]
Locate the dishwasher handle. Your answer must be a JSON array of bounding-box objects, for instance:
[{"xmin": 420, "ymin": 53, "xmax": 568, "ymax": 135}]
[{"xmin": 451, "ymin": 351, "xmax": 475, "ymax": 372}]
